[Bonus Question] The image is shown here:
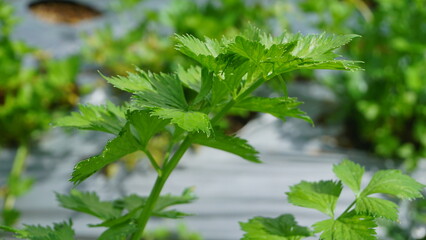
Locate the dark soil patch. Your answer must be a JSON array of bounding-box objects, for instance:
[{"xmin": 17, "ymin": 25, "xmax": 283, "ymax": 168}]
[{"xmin": 29, "ymin": 0, "xmax": 101, "ymax": 24}]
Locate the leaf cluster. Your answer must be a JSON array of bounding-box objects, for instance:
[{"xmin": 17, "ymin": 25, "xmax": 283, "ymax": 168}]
[
  {"xmin": 1, "ymin": 188, "xmax": 196, "ymax": 240},
  {"xmin": 240, "ymin": 160, "xmax": 425, "ymax": 240},
  {"xmin": 57, "ymin": 27, "xmax": 359, "ymax": 184}
]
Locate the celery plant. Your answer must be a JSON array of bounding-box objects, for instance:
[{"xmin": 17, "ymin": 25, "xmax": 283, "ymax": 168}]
[
  {"xmin": 1, "ymin": 28, "xmax": 361, "ymax": 239},
  {"xmin": 241, "ymin": 160, "xmax": 425, "ymax": 240}
]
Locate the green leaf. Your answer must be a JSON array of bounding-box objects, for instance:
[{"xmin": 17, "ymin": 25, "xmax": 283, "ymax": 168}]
[
  {"xmin": 193, "ymin": 67, "xmax": 213, "ymax": 105},
  {"xmin": 228, "ymin": 36, "xmax": 266, "ymax": 64},
  {"xmin": 89, "ymin": 207, "xmax": 140, "ymax": 228},
  {"xmin": 56, "ymin": 189, "xmax": 121, "ymax": 220},
  {"xmin": 109, "ymin": 188, "xmax": 197, "ymax": 221},
  {"xmin": 176, "ymin": 65, "xmax": 202, "ymax": 92},
  {"xmin": 234, "ymin": 97, "xmax": 312, "ymax": 124},
  {"xmin": 70, "ymin": 110, "xmax": 167, "ymax": 184},
  {"xmin": 355, "ymin": 197, "xmax": 399, "ymax": 221},
  {"xmin": 286, "ymin": 180, "xmax": 342, "ymax": 217},
  {"xmin": 55, "ymin": 102, "xmax": 127, "ymax": 135},
  {"xmin": 175, "ymin": 35, "xmax": 224, "ymax": 72},
  {"xmin": 127, "ymin": 110, "xmax": 169, "ymax": 147},
  {"xmin": 289, "ymin": 33, "xmax": 360, "ymax": 61},
  {"xmin": 152, "ymin": 108, "xmax": 212, "ymax": 136},
  {"xmin": 313, "ymin": 212, "xmax": 377, "ymax": 240},
  {"xmin": 0, "ymin": 224, "xmax": 24, "ymax": 235},
  {"xmin": 91, "ymin": 188, "xmax": 197, "ymax": 228},
  {"xmin": 333, "ymin": 159, "xmax": 364, "ymax": 195},
  {"xmin": 360, "ymin": 169, "xmax": 425, "ymax": 199},
  {"xmin": 132, "ymin": 70, "xmax": 188, "ymax": 110},
  {"xmin": 98, "ymin": 223, "xmax": 138, "ymax": 240},
  {"xmin": 101, "ymin": 71, "xmax": 152, "ymax": 93},
  {"xmin": 0, "ymin": 221, "xmax": 75, "ymax": 240},
  {"xmin": 125, "ymin": 69, "xmax": 213, "ymax": 135},
  {"xmin": 136, "ymin": 189, "xmax": 196, "ymax": 218},
  {"xmin": 191, "ymin": 131, "xmax": 260, "ymax": 163},
  {"xmin": 297, "ymin": 59, "xmax": 363, "ymax": 72},
  {"xmin": 240, "ymin": 214, "xmax": 312, "ymax": 240},
  {"xmin": 70, "ymin": 123, "xmax": 140, "ymax": 184},
  {"xmin": 153, "ymin": 187, "xmax": 197, "ymax": 212},
  {"xmin": 176, "ymin": 34, "xmax": 223, "ymax": 58}
]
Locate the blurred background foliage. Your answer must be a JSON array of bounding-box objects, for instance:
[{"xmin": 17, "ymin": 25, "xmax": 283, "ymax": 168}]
[
  {"xmin": 299, "ymin": 0, "xmax": 426, "ymax": 171},
  {"xmin": 0, "ymin": 0, "xmax": 81, "ymax": 226},
  {"xmin": 83, "ymin": 0, "xmax": 289, "ymax": 75},
  {"xmin": 1, "ymin": 0, "xmax": 426, "ymax": 238}
]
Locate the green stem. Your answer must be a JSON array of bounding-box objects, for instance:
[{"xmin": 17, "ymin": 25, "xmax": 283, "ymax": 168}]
[
  {"xmin": 130, "ymin": 77, "xmax": 266, "ymax": 239},
  {"xmin": 211, "ymin": 99, "xmax": 236, "ymax": 124},
  {"xmin": 131, "ymin": 137, "xmax": 192, "ymax": 240},
  {"xmin": 338, "ymin": 200, "xmax": 356, "ymax": 219},
  {"xmin": 211, "ymin": 77, "xmax": 264, "ymax": 124},
  {"xmin": 277, "ymin": 74, "xmax": 288, "ymax": 98},
  {"xmin": 144, "ymin": 150, "xmax": 163, "ymax": 177},
  {"xmin": 3, "ymin": 142, "xmax": 29, "ymax": 211}
]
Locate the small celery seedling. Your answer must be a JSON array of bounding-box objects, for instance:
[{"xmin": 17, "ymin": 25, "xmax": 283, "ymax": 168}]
[
  {"xmin": 0, "ymin": 27, "xmax": 361, "ymax": 239},
  {"xmin": 240, "ymin": 159, "xmax": 425, "ymax": 240}
]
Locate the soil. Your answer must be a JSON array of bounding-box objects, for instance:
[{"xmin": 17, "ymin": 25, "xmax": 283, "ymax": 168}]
[{"xmin": 28, "ymin": 0, "xmax": 101, "ymax": 24}]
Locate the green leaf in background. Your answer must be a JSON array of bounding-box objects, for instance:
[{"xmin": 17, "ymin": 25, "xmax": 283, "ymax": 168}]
[
  {"xmin": 333, "ymin": 159, "xmax": 364, "ymax": 195},
  {"xmin": 286, "ymin": 180, "xmax": 342, "ymax": 217},
  {"xmin": 313, "ymin": 212, "xmax": 377, "ymax": 240},
  {"xmin": 355, "ymin": 197, "xmax": 399, "ymax": 221},
  {"xmin": 56, "ymin": 190, "xmax": 121, "ymax": 220},
  {"xmin": 7, "ymin": 176, "xmax": 34, "ymax": 197},
  {"xmin": 240, "ymin": 214, "xmax": 312, "ymax": 240},
  {"xmin": 0, "ymin": 221, "xmax": 75, "ymax": 240},
  {"xmin": 360, "ymin": 170, "xmax": 425, "ymax": 199},
  {"xmin": 54, "ymin": 101, "xmax": 127, "ymax": 135},
  {"xmin": 191, "ymin": 131, "xmax": 260, "ymax": 163},
  {"xmin": 234, "ymin": 97, "xmax": 312, "ymax": 124},
  {"xmin": 1, "ymin": 208, "xmax": 20, "ymax": 226}
]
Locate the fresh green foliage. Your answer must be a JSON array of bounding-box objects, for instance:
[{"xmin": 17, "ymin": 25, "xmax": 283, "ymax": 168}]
[
  {"xmin": 287, "ymin": 180, "xmax": 343, "ymax": 217},
  {"xmin": 240, "ymin": 214, "xmax": 312, "ymax": 240},
  {"xmin": 55, "ymin": 101, "xmax": 127, "ymax": 135},
  {"xmin": 241, "ymin": 159, "xmax": 425, "ymax": 240},
  {"xmin": 56, "ymin": 190, "xmax": 122, "ymax": 220},
  {"xmin": 299, "ymin": 0, "xmax": 426, "ymax": 170},
  {"xmin": 1, "ymin": 28, "xmax": 359, "ymax": 239}
]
